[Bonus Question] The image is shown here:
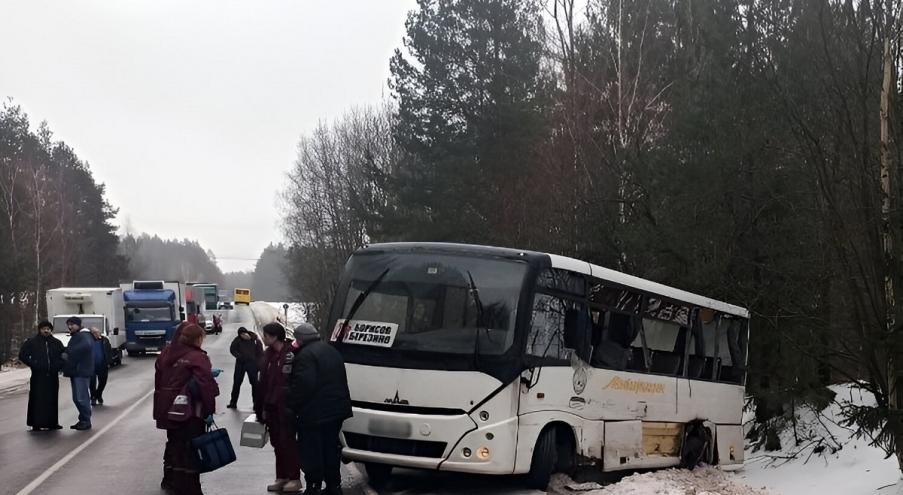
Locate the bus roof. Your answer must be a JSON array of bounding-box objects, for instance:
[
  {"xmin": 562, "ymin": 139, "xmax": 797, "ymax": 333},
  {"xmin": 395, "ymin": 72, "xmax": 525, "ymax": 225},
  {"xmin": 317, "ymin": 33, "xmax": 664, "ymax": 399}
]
[{"xmin": 361, "ymin": 242, "xmax": 750, "ymax": 319}]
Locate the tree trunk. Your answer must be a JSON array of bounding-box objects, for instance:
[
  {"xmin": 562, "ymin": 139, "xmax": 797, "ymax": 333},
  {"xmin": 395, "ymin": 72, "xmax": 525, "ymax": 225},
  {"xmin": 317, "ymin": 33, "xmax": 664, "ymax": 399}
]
[{"xmin": 878, "ymin": 32, "xmax": 903, "ymax": 472}]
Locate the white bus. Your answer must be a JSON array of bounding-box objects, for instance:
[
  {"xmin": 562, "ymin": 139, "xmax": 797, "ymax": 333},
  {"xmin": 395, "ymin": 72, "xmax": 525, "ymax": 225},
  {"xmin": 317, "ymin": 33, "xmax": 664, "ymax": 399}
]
[{"xmin": 329, "ymin": 243, "xmax": 749, "ymax": 489}]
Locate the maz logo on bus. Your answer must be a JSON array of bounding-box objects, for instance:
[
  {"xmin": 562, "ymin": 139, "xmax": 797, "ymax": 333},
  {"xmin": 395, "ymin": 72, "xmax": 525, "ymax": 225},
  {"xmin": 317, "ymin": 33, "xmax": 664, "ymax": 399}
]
[
  {"xmin": 384, "ymin": 391, "xmax": 410, "ymax": 405},
  {"xmin": 602, "ymin": 376, "xmax": 666, "ymax": 395}
]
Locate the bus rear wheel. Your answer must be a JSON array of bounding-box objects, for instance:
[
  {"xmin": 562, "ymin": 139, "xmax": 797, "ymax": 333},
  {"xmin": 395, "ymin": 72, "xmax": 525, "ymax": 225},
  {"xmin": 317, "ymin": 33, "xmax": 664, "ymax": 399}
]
[
  {"xmin": 363, "ymin": 462, "xmax": 392, "ymax": 490},
  {"xmin": 681, "ymin": 421, "xmax": 714, "ymax": 469}
]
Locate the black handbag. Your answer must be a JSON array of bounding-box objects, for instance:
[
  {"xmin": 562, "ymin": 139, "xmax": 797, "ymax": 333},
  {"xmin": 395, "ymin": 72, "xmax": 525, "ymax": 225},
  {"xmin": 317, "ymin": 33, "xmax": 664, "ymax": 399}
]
[{"xmin": 191, "ymin": 422, "xmax": 236, "ymax": 473}]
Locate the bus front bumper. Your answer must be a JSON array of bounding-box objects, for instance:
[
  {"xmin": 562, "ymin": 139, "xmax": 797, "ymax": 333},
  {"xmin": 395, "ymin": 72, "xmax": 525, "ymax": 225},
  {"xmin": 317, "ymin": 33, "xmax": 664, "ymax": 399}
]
[{"xmin": 341, "ymin": 406, "xmax": 519, "ymax": 475}]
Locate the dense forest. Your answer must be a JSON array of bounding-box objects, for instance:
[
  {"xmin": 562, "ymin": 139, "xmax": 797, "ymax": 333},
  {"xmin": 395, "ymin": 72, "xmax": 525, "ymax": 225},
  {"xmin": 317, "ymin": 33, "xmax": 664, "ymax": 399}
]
[{"xmin": 282, "ymin": 0, "xmax": 903, "ymax": 462}]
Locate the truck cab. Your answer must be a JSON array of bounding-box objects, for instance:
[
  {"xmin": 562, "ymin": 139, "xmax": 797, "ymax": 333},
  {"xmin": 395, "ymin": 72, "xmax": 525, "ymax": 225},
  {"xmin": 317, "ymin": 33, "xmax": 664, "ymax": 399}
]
[{"xmin": 123, "ymin": 288, "xmax": 180, "ymax": 355}]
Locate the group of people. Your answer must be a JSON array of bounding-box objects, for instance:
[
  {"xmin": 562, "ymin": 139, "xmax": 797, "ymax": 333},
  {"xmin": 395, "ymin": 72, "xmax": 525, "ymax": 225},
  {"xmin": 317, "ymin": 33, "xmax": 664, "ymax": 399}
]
[
  {"xmin": 152, "ymin": 321, "xmax": 351, "ymax": 495},
  {"xmin": 18, "ymin": 317, "xmax": 115, "ymax": 431}
]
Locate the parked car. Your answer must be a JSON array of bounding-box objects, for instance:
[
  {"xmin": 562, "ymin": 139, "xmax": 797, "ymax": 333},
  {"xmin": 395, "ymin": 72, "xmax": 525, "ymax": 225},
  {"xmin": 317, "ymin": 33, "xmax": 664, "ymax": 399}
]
[{"xmin": 218, "ymin": 301, "xmax": 234, "ymax": 310}]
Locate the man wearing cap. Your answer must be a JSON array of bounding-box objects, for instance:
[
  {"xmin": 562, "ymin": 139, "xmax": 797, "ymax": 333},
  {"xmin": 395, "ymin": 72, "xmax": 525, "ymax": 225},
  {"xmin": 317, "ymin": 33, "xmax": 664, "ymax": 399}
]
[
  {"xmin": 18, "ymin": 320, "xmax": 65, "ymax": 431},
  {"xmin": 62, "ymin": 316, "xmax": 94, "ymax": 430},
  {"xmin": 285, "ymin": 323, "xmax": 352, "ymax": 495}
]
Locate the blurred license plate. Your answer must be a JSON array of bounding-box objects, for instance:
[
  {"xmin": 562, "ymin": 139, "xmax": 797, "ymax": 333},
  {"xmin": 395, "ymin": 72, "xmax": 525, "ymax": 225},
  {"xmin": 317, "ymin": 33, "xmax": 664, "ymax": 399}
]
[
  {"xmin": 145, "ymin": 347, "xmax": 158, "ymax": 351},
  {"xmin": 368, "ymin": 418, "xmax": 411, "ymax": 437}
]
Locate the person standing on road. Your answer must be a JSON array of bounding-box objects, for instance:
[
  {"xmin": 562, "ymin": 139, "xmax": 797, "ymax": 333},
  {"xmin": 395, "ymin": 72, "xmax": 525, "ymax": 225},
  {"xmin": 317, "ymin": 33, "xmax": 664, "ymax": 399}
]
[
  {"xmin": 255, "ymin": 323, "xmax": 303, "ymax": 493},
  {"xmin": 89, "ymin": 327, "xmax": 113, "ymax": 406},
  {"xmin": 18, "ymin": 320, "xmax": 65, "ymax": 431},
  {"xmin": 212, "ymin": 313, "xmax": 222, "ymax": 335},
  {"xmin": 227, "ymin": 326, "xmax": 262, "ymax": 409},
  {"xmin": 286, "ymin": 323, "xmax": 352, "ymax": 495},
  {"xmin": 153, "ymin": 323, "xmax": 219, "ymax": 495},
  {"xmin": 62, "ymin": 316, "xmax": 93, "ymax": 430}
]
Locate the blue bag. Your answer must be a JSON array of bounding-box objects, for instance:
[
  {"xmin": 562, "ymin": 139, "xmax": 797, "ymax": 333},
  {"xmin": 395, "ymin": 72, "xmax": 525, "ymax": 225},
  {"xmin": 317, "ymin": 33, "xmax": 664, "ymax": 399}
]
[{"xmin": 191, "ymin": 423, "xmax": 236, "ymax": 473}]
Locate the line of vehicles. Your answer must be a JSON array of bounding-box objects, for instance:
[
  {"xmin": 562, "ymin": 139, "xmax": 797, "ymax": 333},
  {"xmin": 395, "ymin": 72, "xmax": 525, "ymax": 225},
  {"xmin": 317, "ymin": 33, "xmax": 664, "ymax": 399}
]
[{"xmin": 45, "ymin": 282, "xmax": 252, "ymax": 362}]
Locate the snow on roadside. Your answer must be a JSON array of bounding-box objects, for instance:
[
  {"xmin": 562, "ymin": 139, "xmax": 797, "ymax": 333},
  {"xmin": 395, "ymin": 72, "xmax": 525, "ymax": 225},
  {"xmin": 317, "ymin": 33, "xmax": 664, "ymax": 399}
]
[
  {"xmin": 263, "ymin": 302, "xmax": 307, "ymax": 327},
  {"xmin": 548, "ymin": 467, "xmax": 773, "ymax": 495},
  {"xmin": 738, "ymin": 384, "xmax": 901, "ymax": 495}
]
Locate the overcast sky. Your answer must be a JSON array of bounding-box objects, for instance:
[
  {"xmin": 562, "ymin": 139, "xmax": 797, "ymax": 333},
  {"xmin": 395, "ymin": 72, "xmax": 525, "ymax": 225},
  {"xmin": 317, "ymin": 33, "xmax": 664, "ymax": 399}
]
[{"xmin": 0, "ymin": 0, "xmax": 416, "ymax": 272}]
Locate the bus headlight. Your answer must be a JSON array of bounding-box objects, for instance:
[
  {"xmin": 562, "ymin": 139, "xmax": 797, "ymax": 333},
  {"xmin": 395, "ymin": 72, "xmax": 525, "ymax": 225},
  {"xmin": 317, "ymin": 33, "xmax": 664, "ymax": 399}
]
[
  {"xmin": 462, "ymin": 448, "xmax": 472, "ymax": 458},
  {"xmin": 477, "ymin": 446, "xmax": 491, "ymax": 460},
  {"xmin": 479, "ymin": 410, "xmax": 490, "ymax": 422}
]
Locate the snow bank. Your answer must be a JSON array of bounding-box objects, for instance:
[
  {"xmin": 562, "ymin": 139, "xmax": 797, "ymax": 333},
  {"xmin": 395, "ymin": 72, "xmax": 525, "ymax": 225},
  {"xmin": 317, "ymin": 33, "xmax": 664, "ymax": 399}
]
[
  {"xmin": 739, "ymin": 384, "xmax": 901, "ymax": 494},
  {"xmin": 262, "ymin": 302, "xmax": 307, "ymax": 327},
  {"xmin": 549, "ymin": 467, "xmax": 772, "ymax": 495}
]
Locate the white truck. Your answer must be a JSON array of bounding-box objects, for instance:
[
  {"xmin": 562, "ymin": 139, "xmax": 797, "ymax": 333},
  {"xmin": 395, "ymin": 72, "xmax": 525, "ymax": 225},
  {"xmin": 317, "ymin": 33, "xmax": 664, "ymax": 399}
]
[{"xmin": 45, "ymin": 287, "xmax": 126, "ymax": 365}]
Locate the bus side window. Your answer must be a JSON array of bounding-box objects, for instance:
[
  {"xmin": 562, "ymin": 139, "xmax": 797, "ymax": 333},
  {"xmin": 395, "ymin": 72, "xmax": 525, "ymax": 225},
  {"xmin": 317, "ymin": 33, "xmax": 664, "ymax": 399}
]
[
  {"xmin": 718, "ymin": 317, "xmax": 748, "ymax": 384},
  {"xmin": 643, "ymin": 317, "xmax": 683, "ymax": 376},
  {"xmin": 686, "ymin": 309, "xmax": 714, "ymax": 380},
  {"xmin": 527, "ymin": 294, "xmax": 589, "ymax": 364},
  {"xmin": 590, "ymin": 310, "xmax": 631, "ymax": 371}
]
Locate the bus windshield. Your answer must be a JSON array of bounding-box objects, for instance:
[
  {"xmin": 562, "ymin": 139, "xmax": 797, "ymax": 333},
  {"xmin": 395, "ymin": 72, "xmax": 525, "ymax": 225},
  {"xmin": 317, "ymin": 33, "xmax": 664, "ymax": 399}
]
[{"xmin": 333, "ymin": 252, "xmax": 527, "ymax": 358}]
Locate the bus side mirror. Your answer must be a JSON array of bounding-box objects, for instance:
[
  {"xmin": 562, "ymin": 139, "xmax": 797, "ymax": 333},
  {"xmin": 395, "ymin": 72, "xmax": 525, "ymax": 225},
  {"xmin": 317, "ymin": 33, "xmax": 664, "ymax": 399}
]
[{"xmin": 521, "ymin": 367, "xmax": 537, "ymax": 388}]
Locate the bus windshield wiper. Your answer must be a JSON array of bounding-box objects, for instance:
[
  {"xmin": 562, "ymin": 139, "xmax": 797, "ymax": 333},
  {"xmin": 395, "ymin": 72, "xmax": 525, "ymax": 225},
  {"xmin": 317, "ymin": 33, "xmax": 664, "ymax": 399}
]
[
  {"xmin": 339, "ymin": 268, "xmax": 390, "ymax": 340},
  {"xmin": 466, "ymin": 270, "xmax": 490, "ymax": 369}
]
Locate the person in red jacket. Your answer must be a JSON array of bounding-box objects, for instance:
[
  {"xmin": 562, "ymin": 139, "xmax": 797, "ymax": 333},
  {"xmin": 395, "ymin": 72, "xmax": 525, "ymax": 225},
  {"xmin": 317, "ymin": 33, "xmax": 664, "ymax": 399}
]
[
  {"xmin": 153, "ymin": 323, "xmax": 219, "ymax": 495},
  {"xmin": 255, "ymin": 323, "xmax": 303, "ymax": 493}
]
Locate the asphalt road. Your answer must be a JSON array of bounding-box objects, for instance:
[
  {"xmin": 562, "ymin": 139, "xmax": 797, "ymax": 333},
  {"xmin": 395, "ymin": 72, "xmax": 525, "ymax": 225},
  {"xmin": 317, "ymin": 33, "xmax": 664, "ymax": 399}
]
[{"xmin": 0, "ymin": 305, "xmax": 550, "ymax": 495}]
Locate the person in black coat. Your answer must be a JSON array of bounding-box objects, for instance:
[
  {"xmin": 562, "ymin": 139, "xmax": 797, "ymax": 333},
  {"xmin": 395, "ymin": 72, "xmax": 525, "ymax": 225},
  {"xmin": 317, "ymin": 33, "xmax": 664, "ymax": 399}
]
[
  {"xmin": 227, "ymin": 326, "xmax": 262, "ymax": 409},
  {"xmin": 18, "ymin": 320, "xmax": 65, "ymax": 431},
  {"xmin": 286, "ymin": 323, "xmax": 352, "ymax": 495}
]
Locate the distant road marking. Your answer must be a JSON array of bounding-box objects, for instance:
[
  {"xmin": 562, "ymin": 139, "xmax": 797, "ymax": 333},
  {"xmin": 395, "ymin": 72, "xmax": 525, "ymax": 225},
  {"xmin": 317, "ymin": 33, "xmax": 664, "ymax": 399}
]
[{"xmin": 15, "ymin": 387, "xmax": 155, "ymax": 495}]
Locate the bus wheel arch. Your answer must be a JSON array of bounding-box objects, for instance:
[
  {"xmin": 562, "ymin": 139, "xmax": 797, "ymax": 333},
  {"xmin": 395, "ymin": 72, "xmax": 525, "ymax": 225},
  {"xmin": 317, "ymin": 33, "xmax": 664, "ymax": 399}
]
[
  {"xmin": 680, "ymin": 420, "xmax": 716, "ymax": 469},
  {"xmin": 525, "ymin": 421, "xmax": 578, "ymax": 489}
]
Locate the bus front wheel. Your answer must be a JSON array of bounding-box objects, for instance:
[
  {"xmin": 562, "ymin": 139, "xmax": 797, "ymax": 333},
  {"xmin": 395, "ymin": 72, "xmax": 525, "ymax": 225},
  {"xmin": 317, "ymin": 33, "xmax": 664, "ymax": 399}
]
[
  {"xmin": 526, "ymin": 428, "xmax": 558, "ymax": 490},
  {"xmin": 363, "ymin": 462, "xmax": 392, "ymax": 490}
]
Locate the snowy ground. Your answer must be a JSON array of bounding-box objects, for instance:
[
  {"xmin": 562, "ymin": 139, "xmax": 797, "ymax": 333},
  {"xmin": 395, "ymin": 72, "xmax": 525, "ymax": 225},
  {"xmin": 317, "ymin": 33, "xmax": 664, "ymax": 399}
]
[
  {"xmin": 549, "ymin": 468, "xmax": 772, "ymax": 495},
  {"xmin": 737, "ymin": 384, "xmax": 901, "ymax": 495}
]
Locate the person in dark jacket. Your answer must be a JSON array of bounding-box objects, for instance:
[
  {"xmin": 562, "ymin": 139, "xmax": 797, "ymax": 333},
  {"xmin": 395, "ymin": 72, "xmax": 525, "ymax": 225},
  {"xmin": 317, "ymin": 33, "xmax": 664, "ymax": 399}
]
[
  {"xmin": 286, "ymin": 323, "xmax": 352, "ymax": 495},
  {"xmin": 89, "ymin": 327, "xmax": 114, "ymax": 406},
  {"xmin": 62, "ymin": 316, "xmax": 94, "ymax": 430},
  {"xmin": 227, "ymin": 326, "xmax": 262, "ymax": 409},
  {"xmin": 153, "ymin": 323, "xmax": 219, "ymax": 495},
  {"xmin": 255, "ymin": 323, "xmax": 303, "ymax": 493},
  {"xmin": 18, "ymin": 320, "xmax": 65, "ymax": 431}
]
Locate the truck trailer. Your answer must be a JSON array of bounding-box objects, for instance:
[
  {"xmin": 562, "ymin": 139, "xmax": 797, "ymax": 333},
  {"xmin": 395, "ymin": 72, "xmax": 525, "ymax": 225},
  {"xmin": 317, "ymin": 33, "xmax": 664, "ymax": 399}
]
[{"xmin": 45, "ymin": 287, "xmax": 126, "ymax": 365}]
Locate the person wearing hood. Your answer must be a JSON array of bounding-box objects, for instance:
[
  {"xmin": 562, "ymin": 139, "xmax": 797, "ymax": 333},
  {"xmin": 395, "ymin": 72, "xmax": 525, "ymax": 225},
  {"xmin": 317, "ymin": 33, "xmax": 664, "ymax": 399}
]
[
  {"xmin": 18, "ymin": 320, "xmax": 65, "ymax": 431},
  {"xmin": 285, "ymin": 323, "xmax": 352, "ymax": 495},
  {"xmin": 227, "ymin": 326, "xmax": 262, "ymax": 409},
  {"xmin": 153, "ymin": 323, "xmax": 219, "ymax": 495},
  {"xmin": 62, "ymin": 316, "xmax": 94, "ymax": 431},
  {"xmin": 255, "ymin": 323, "xmax": 303, "ymax": 493}
]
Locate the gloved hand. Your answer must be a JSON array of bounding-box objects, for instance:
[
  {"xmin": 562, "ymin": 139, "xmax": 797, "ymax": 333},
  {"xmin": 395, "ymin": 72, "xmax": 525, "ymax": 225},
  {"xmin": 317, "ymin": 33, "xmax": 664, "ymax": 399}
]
[
  {"xmin": 211, "ymin": 368, "xmax": 222, "ymax": 378},
  {"xmin": 204, "ymin": 414, "xmax": 214, "ymax": 426}
]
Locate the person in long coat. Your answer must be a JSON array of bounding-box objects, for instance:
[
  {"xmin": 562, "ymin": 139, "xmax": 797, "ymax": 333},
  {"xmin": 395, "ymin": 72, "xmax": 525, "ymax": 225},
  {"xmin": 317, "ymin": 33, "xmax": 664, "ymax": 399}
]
[
  {"xmin": 286, "ymin": 323, "xmax": 352, "ymax": 495},
  {"xmin": 18, "ymin": 320, "xmax": 65, "ymax": 431},
  {"xmin": 153, "ymin": 323, "xmax": 219, "ymax": 495},
  {"xmin": 255, "ymin": 323, "xmax": 302, "ymax": 493}
]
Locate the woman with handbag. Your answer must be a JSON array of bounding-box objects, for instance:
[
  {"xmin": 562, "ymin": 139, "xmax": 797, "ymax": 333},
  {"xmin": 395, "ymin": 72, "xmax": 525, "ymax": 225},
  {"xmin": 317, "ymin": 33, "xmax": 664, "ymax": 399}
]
[
  {"xmin": 255, "ymin": 323, "xmax": 303, "ymax": 493},
  {"xmin": 153, "ymin": 323, "xmax": 219, "ymax": 495}
]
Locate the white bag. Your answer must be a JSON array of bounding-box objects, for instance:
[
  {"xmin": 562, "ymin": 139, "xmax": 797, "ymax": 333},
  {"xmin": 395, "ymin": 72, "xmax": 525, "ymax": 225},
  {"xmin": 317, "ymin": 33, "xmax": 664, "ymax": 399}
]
[{"xmin": 240, "ymin": 414, "xmax": 269, "ymax": 448}]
